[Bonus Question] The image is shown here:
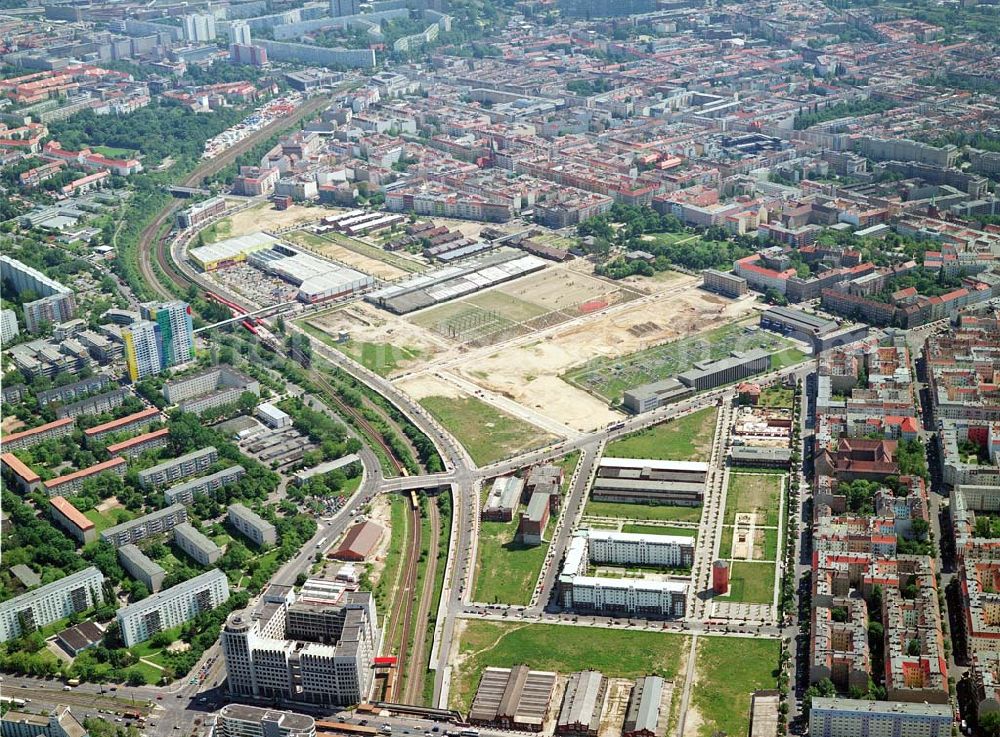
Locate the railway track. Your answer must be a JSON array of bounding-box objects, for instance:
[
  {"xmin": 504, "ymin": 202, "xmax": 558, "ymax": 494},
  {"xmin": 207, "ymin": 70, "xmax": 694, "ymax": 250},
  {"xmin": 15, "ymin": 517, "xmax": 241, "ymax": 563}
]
[
  {"xmin": 385, "ymin": 497, "xmax": 422, "ymax": 702},
  {"xmin": 401, "ymin": 494, "xmax": 441, "ymax": 705}
]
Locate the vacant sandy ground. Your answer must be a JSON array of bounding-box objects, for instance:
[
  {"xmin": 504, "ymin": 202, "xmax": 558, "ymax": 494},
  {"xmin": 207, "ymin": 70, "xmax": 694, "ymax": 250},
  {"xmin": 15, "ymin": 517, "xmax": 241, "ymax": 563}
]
[
  {"xmin": 226, "ymin": 203, "xmax": 327, "ymax": 238},
  {"xmin": 447, "ymin": 283, "xmax": 755, "ymax": 431}
]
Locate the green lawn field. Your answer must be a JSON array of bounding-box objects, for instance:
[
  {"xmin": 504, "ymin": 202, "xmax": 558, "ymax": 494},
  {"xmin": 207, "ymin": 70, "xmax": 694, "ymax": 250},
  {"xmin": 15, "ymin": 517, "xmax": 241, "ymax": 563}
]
[
  {"xmin": 450, "ymin": 621, "xmax": 689, "ymax": 714},
  {"xmin": 620, "ymin": 523, "xmax": 697, "ymax": 538},
  {"xmin": 474, "ymin": 516, "xmax": 552, "ymax": 605},
  {"xmin": 692, "ymin": 636, "xmax": 779, "ymax": 737},
  {"xmin": 583, "ymin": 500, "xmax": 703, "ymax": 523},
  {"xmin": 604, "ymin": 406, "xmax": 718, "ymax": 462},
  {"xmin": 724, "ymin": 473, "xmax": 783, "ymax": 526},
  {"xmin": 726, "ymin": 561, "xmax": 776, "ymax": 604},
  {"xmin": 419, "ymin": 395, "xmax": 557, "ymax": 466}
]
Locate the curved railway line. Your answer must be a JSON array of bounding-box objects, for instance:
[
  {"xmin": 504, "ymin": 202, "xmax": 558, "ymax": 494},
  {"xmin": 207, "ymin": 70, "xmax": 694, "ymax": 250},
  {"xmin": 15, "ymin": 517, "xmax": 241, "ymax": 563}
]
[
  {"xmin": 136, "ymin": 94, "xmax": 333, "ymax": 301},
  {"xmin": 128, "ymin": 90, "xmax": 443, "ymax": 706}
]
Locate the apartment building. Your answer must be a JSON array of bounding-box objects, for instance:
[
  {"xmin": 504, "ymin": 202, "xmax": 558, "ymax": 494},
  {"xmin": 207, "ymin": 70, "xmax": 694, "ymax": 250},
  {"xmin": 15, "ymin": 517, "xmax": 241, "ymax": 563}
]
[
  {"xmin": 558, "ymin": 533, "xmax": 687, "ymax": 618},
  {"xmin": 137, "ymin": 447, "xmax": 219, "ymax": 488},
  {"xmin": 228, "ymin": 503, "xmax": 278, "ymax": 548},
  {"xmin": 117, "ymin": 569, "xmax": 230, "ymax": 646},
  {"xmin": 1, "ymin": 417, "xmax": 75, "ymax": 452},
  {"xmin": 809, "ymin": 697, "xmax": 952, "ymax": 737},
  {"xmin": 141, "ymin": 301, "xmax": 195, "ymax": 370},
  {"xmin": 216, "ymin": 705, "xmax": 315, "ymax": 737},
  {"xmin": 100, "ymin": 504, "xmax": 188, "ymax": 548},
  {"xmin": 48, "ymin": 496, "xmax": 97, "ymax": 544},
  {"xmin": 0, "ymin": 567, "xmax": 105, "ymax": 642},
  {"xmin": 1, "ymin": 454, "xmax": 41, "ymax": 494},
  {"xmin": 118, "ymin": 544, "xmax": 166, "ymax": 593},
  {"xmin": 0, "ymin": 255, "xmax": 77, "ymax": 333},
  {"xmin": 164, "ymin": 465, "xmax": 246, "ymax": 506},
  {"xmin": 173, "ymin": 522, "xmax": 222, "ymax": 566},
  {"xmin": 162, "ymin": 366, "xmax": 260, "ymax": 414},
  {"xmin": 701, "ymin": 269, "xmax": 748, "ymax": 299},
  {"xmin": 123, "ymin": 320, "xmax": 161, "ymax": 382},
  {"xmin": 54, "ymin": 388, "xmax": 128, "ymax": 421},
  {"xmin": 43, "ymin": 457, "xmax": 127, "ymax": 497},
  {"xmin": 0, "ymin": 705, "xmax": 88, "ymax": 737},
  {"xmin": 176, "ymin": 196, "xmax": 226, "ymax": 229},
  {"xmin": 586, "ymin": 529, "xmax": 694, "ymax": 569},
  {"xmin": 36, "ymin": 375, "xmax": 109, "ymax": 407},
  {"xmin": 106, "ymin": 428, "xmax": 171, "ymax": 460},
  {"xmin": 222, "ymin": 589, "xmax": 378, "ymax": 705},
  {"xmin": 83, "ymin": 407, "xmax": 162, "ymax": 445}
]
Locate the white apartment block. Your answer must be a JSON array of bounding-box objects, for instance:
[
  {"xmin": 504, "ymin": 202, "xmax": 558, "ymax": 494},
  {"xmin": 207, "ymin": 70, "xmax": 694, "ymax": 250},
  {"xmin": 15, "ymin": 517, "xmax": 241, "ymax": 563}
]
[
  {"xmin": 137, "ymin": 447, "xmax": 218, "ymax": 488},
  {"xmin": 173, "ymin": 522, "xmax": 223, "ymax": 565},
  {"xmin": 809, "ymin": 697, "xmax": 952, "ymax": 737},
  {"xmin": 116, "ymin": 569, "xmax": 229, "ymax": 646},
  {"xmin": 222, "ymin": 589, "xmax": 378, "ymax": 706},
  {"xmin": 586, "ymin": 529, "xmax": 695, "ymax": 569},
  {"xmin": 0, "ymin": 567, "xmax": 105, "ymax": 642},
  {"xmin": 228, "ymin": 503, "xmax": 278, "ymax": 548}
]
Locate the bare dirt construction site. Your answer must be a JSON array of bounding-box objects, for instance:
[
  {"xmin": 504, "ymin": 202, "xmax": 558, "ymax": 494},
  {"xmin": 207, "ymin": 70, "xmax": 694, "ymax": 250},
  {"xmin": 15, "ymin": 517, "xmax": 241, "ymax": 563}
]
[
  {"xmin": 304, "ymin": 260, "xmax": 757, "ymax": 433},
  {"xmin": 221, "ymin": 201, "xmax": 328, "ymax": 239}
]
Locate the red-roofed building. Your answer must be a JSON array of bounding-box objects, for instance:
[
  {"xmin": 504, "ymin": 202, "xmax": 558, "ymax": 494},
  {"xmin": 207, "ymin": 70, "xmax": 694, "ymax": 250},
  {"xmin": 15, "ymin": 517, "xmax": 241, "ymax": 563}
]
[
  {"xmin": 44, "ymin": 457, "xmax": 127, "ymax": 496},
  {"xmin": 49, "ymin": 495, "xmax": 97, "ymax": 544},
  {"xmin": 1, "ymin": 452, "xmax": 42, "ymax": 493},
  {"xmin": 43, "ymin": 141, "xmax": 142, "ymax": 176},
  {"xmin": 106, "ymin": 427, "xmax": 170, "ymax": 460},
  {"xmin": 734, "ymin": 254, "xmax": 797, "ymax": 295},
  {"xmin": 2, "ymin": 417, "xmax": 75, "ymax": 451},
  {"xmin": 330, "ymin": 520, "xmax": 384, "ymax": 561},
  {"xmin": 84, "ymin": 407, "xmax": 162, "ymax": 445}
]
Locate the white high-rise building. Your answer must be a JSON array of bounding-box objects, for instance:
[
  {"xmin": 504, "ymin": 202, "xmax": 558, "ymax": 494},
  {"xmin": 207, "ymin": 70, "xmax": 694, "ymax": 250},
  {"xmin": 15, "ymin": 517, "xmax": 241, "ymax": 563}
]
[
  {"xmin": 222, "ymin": 588, "xmax": 378, "ymax": 706},
  {"xmin": 230, "ymin": 20, "xmax": 252, "ymax": 46},
  {"xmin": 0, "ymin": 567, "xmax": 105, "ymax": 642},
  {"xmin": 183, "ymin": 13, "xmax": 217, "ymax": 42},
  {"xmin": 122, "ymin": 320, "xmax": 161, "ymax": 383},
  {"xmin": 1, "ymin": 309, "xmax": 19, "ymax": 345},
  {"xmin": 117, "ymin": 569, "xmax": 229, "ymax": 646}
]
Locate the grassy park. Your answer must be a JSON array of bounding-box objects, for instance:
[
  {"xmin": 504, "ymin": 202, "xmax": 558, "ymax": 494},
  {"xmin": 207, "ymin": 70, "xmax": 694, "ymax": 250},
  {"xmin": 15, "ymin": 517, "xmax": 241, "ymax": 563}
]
[
  {"xmin": 726, "ymin": 561, "xmax": 776, "ymax": 604},
  {"xmin": 620, "ymin": 523, "xmax": 696, "ymax": 538},
  {"xmin": 474, "ymin": 515, "xmax": 552, "ymax": 605},
  {"xmin": 604, "ymin": 406, "xmax": 717, "ymax": 462},
  {"xmin": 419, "ymin": 395, "xmax": 557, "ymax": 465},
  {"xmin": 450, "ymin": 621, "xmax": 689, "ymax": 714}
]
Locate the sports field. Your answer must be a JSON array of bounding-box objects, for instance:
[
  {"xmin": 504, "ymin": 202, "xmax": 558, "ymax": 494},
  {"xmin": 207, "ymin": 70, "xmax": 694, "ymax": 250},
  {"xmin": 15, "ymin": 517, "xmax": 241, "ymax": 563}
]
[{"xmin": 563, "ymin": 321, "xmax": 799, "ymax": 403}]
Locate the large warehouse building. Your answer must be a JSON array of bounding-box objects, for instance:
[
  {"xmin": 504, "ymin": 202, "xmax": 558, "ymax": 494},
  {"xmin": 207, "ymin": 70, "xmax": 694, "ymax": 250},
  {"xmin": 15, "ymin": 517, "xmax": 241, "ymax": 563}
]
[
  {"xmin": 469, "ymin": 665, "xmax": 557, "ymax": 732},
  {"xmin": 591, "ymin": 458, "xmax": 708, "ymax": 507},
  {"xmin": 248, "ymin": 244, "xmax": 374, "ymax": 303},
  {"xmin": 677, "ymin": 349, "xmax": 771, "ymax": 391},
  {"xmin": 558, "ymin": 531, "xmax": 688, "ymax": 618},
  {"xmin": 365, "ymin": 249, "xmax": 546, "ymax": 314},
  {"xmin": 189, "ymin": 232, "xmax": 279, "ymax": 271}
]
